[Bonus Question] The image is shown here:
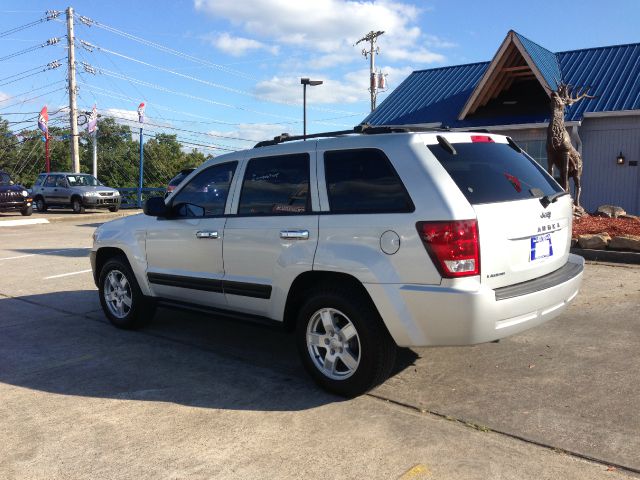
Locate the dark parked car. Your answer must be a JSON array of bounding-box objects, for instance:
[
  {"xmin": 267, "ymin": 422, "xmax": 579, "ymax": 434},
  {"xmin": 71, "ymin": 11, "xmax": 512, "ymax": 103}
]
[
  {"xmin": 0, "ymin": 171, "xmax": 32, "ymax": 216},
  {"xmin": 165, "ymin": 168, "xmax": 195, "ymax": 198},
  {"xmin": 32, "ymin": 172, "xmax": 121, "ymax": 214}
]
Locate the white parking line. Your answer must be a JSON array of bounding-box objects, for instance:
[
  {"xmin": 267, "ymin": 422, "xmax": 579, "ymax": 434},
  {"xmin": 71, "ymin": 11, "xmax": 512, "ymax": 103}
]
[
  {"xmin": 44, "ymin": 269, "xmax": 93, "ymax": 280},
  {"xmin": 0, "ymin": 247, "xmax": 90, "ymax": 261},
  {"xmin": 0, "ymin": 218, "xmax": 49, "ymax": 227}
]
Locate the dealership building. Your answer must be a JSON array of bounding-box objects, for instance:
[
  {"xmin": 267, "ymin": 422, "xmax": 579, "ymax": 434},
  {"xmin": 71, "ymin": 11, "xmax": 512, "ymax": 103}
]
[{"xmin": 363, "ymin": 31, "xmax": 640, "ymax": 214}]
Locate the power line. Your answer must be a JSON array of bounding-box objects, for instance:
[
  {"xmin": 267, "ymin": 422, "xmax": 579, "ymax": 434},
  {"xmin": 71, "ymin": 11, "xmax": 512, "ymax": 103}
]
[
  {"xmin": 88, "ymin": 64, "xmax": 301, "ymax": 122},
  {"xmin": 0, "ymin": 59, "xmax": 64, "ymax": 87},
  {"xmin": 81, "ymin": 39, "xmax": 359, "ymax": 116},
  {"xmin": 76, "ymin": 13, "xmax": 254, "ymax": 81},
  {"xmin": 0, "ymin": 84, "xmax": 67, "ymax": 112},
  {"xmin": 0, "ymin": 37, "xmax": 62, "ymax": 62},
  {"xmin": 0, "ymin": 13, "xmax": 53, "ymax": 39}
]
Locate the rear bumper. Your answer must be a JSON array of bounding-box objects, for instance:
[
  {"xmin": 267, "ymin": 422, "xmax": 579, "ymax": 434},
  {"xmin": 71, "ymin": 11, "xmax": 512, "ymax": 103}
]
[{"xmin": 365, "ymin": 254, "xmax": 585, "ymax": 347}]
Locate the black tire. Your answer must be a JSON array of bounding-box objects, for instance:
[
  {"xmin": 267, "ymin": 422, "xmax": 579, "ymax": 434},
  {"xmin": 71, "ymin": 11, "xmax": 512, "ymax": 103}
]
[
  {"xmin": 20, "ymin": 205, "xmax": 33, "ymax": 216},
  {"xmin": 98, "ymin": 255, "xmax": 156, "ymax": 329},
  {"xmin": 108, "ymin": 205, "xmax": 120, "ymax": 212},
  {"xmin": 35, "ymin": 197, "xmax": 47, "ymax": 212},
  {"xmin": 296, "ymin": 287, "xmax": 396, "ymax": 398},
  {"xmin": 72, "ymin": 197, "xmax": 85, "ymax": 214}
]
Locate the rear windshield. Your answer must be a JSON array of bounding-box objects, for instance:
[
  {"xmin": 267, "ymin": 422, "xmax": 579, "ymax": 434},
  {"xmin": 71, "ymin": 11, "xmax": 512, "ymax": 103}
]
[{"xmin": 427, "ymin": 142, "xmax": 562, "ymax": 205}]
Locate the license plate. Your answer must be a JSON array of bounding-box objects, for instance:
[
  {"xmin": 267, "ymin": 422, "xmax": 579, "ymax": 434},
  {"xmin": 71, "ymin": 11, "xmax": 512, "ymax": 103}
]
[{"xmin": 531, "ymin": 234, "xmax": 553, "ymax": 261}]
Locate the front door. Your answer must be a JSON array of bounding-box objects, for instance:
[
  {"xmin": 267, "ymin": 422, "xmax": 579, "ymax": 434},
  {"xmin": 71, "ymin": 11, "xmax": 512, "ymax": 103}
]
[
  {"xmin": 145, "ymin": 161, "xmax": 238, "ymax": 308},
  {"xmin": 223, "ymin": 150, "xmax": 319, "ymax": 318}
]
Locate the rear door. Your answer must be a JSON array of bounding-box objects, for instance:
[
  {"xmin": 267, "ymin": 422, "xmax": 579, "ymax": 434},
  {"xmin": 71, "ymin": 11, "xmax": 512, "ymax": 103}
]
[
  {"xmin": 223, "ymin": 149, "xmax": 319, "ymax": 318},
  {"xmin": 426, "ymin": 135, "xmax": 571, "ymax": 289}
]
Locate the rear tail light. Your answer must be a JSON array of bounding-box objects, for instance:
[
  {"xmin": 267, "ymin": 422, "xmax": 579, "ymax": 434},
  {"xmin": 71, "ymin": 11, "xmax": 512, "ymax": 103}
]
[
  {"xmin": 167, "ymin": 185, "xmax": 176, "ymax": 193},
  {"xmin": 416, "ymin": 220, "xmax": 480, "ymax": 278}
]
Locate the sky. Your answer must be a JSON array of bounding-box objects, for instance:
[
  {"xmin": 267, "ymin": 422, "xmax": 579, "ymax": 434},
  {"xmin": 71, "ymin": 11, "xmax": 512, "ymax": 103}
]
[{"xmin": 1, "ymin": 0, "xmax": 638, "ymax": 154}]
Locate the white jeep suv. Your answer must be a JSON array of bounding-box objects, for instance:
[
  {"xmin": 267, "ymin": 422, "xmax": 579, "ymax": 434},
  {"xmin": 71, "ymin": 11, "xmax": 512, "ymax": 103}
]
[{"xmin": 91, "ymin": 127, "xmax": 584, "ymax": 397}]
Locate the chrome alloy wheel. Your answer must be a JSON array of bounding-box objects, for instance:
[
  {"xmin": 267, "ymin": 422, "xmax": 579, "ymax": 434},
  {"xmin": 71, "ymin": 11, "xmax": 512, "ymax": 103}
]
[
  {"xmin": 103, "ymin": 269, "xmax": 133, "ymax": 319},
  {"xmin": 306, "ymin": 308, "xmax": 361, "ymax": 380}
]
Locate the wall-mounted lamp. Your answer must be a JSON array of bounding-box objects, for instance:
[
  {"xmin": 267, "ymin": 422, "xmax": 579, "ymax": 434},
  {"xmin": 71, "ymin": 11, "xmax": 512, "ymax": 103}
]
[{"xmin": 616, "ymin": 151, "xmax": 625, "ymax": 165}]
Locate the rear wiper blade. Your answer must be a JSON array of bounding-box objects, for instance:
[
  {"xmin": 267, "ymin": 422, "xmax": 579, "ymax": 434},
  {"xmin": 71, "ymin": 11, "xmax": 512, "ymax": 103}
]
[{"xmin": 539, "ymin": 191, "xmax": 569, "ymax": 208}]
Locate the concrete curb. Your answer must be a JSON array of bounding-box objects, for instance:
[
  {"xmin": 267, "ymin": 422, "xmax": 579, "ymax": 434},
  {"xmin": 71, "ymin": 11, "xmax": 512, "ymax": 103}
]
[
  {"xmin": 570, "ymin": 247, "xmax": 640, "ymax": 265},
  {"xmin": 33, "ymin": 209, "xmax": 142, "ymax": 224}
]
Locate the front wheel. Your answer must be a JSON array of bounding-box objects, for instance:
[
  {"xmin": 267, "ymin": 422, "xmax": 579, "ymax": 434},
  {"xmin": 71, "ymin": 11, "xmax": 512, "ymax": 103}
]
[
  {"xmin": 108, "ymin": 205, "xmax": 120, "ymax": 212},
  {"xmin": 296, "ymin": 288, "xmax": 396, "ymax": 398},
  {"xmin": 72, "ymin": 197, "xmax": 85, "ymax": 214},
  {"xmin": 35, "ymin": 197, "xmax": 47, "ymax": 212},
  {"xmin": 98, "ymin": 256, "xmax": 155, "ymax": 329},
  {"xmin": 21, "ymin": 206, "xmax": 33, "ymax": 216}
]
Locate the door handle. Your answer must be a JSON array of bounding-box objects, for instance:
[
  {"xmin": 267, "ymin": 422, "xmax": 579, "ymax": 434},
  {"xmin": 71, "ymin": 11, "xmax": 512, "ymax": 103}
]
[
  {"xmin": 280, "ymin": 230, "xmax": 309, "ymax": 240},
  {"xmin": 196, "ymin": 230, "xmax": 219, "ymax": 239}
]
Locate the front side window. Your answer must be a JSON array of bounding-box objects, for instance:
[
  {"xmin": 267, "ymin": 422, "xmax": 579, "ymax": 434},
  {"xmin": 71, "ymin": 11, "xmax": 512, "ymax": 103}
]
[
  {"xmin": 324, "ymin": 148, "xmax": 414, "ymax": 214},
  {"xmin": 238, "ymin": 153, "xmax": 310, "ymax": 215},
  {"xmin": 172, "ymin": 162, "xmax": 237, "ymax": 217},
  {"xmin": 45, "ymin": 175, "xmax": 57, "ymax": 187},
  {"xmin": 34, "ymin": 175, "xmax": 46, "ymax": 187},
  {"xmin": 0, "ymin": 173, "xmax": 10, "ymax": 186}
]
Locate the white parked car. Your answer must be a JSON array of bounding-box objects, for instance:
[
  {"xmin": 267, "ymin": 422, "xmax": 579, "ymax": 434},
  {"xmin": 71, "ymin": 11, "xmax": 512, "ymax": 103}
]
[{"xmin": 90, "ymin": 127, "xmax": 584, "ymax": 397}]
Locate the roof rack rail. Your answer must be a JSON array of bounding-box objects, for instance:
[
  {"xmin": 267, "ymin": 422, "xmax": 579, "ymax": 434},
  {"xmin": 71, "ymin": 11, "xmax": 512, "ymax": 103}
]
[{"xmin": 252, "ymin": 123, "xmax": 451, "ymax": 148}]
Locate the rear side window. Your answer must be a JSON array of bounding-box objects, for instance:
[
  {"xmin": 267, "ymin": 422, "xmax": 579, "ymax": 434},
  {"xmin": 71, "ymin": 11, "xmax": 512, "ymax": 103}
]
[
  {"xmin": 427, "ymin": 142, "xmax": 563, "ymax": 205},
  {"xmin": 238, "ymin": 153, "xmax": 310, "ymax": 215},
  {"xmin": 324, "ymin": 148, "xmax": 413, "ymax": 213}
]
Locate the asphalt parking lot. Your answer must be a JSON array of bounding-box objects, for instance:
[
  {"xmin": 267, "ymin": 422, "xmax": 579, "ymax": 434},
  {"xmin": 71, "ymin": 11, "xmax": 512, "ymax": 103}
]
[{"xmin": 1, "ymin": 212, "xmax": 639, "ymax": 480}]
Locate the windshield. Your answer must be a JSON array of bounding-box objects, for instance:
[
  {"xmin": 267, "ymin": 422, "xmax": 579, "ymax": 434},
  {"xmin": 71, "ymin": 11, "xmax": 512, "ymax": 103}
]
[
  {"xmin": 66, "ymin": 174, "xmax": 102, "ymax": 187},
  {"xmin": 427, "ymin": 142, "xmax": 563, "ymax": 205},
  {"xmin": 0, "ymin": 173, "xmax": 12, "ymax": 186}
]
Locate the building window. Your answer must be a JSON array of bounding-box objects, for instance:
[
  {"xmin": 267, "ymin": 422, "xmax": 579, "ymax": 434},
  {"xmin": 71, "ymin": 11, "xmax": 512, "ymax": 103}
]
[{"xmin": 514, "ymin": 139, "xmax": 547, "ymax": 167}]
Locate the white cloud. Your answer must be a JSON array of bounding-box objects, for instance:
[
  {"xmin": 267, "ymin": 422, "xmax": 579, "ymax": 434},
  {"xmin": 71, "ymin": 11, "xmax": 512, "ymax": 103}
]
[
  {"xmin": 209, "ymin": 123, "xmax": 286, "ymax": 143},
  {"xmin": 424, "ymin": 34, "xmax": 457, "ymax": 49},
  {"xmin": 204, "ymin": 32, "xmax": 279, "ymax": 57},
  {"xmin": 194, "ymin": 0, "xmax": 445, "ymax": 66},
  {"xmin": 254, "ymin": 75, "xmax": 363, "ymax": 105},
  {"xmin": 254, "ymin": 64, "xmax": 414, "ymax": 107},
  {"xmin": 0, "ymin": 91, "xmax": 10, "ymax": 103}
]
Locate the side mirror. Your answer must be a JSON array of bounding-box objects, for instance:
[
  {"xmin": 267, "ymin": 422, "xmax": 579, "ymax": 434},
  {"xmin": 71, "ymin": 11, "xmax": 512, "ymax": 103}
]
[{"xmin": 143, "ymin": 196, "xmax": 169, "ymax": 217}]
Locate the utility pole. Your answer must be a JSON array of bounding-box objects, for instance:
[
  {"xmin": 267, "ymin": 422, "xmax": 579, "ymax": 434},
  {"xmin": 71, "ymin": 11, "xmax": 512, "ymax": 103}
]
[
  {"xmin": 356, "ymin": 30, "xmax": 384, "ymax": 112},
  {"xmin": 66, "ymin": 7, "xmax": 80, "ymax": 173}
]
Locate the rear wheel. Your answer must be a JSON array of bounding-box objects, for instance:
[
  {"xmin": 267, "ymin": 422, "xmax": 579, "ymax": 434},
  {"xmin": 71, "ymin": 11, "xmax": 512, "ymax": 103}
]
[
  {"xmin": 20, "ymin": 205, "xmax": 33, "ymax": 216},
  {"xmin": 296, "ymin": 287, "xmax": 396, "ymax": 397},
  {"xmin": 98, "ymin": 256, "xmax": 155, "ymax": 329},
  {"xmin": 72, "ymin": 197, "xmax": 85, "ymax": 214},
  {"xmin": 35, "ymin": 197, "xmax": 47, "ymax": 212}
]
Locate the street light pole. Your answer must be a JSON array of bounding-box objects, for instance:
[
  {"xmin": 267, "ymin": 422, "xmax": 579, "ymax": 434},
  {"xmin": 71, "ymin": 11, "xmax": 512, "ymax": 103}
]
[{"xmin": 300, "ymin": 78, "xmax": 323, "ymax": 139}]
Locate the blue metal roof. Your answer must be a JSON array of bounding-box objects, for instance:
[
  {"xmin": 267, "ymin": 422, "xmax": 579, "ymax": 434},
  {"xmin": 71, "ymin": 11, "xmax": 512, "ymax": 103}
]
[
  {"xmin": 363, "ymin": 34, "xmax": 640, "ymax": 128},
  {"xmin": 514, "ymin": 32, "xmax": 562, "ymax": 90}
]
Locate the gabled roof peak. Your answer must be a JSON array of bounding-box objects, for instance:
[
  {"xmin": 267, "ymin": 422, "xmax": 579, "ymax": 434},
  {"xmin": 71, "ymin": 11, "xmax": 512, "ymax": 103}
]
[{"xmin": 457, "ymin": 30, "xmax": 562, "ymax": 120}]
